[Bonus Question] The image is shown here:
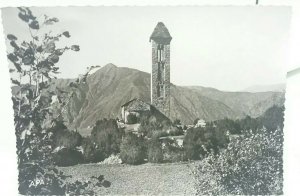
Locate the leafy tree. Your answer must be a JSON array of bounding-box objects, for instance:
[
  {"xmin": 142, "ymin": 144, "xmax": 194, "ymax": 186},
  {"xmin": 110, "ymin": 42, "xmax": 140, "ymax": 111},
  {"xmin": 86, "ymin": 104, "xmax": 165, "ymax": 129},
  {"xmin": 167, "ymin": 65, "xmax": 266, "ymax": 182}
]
[
  {"xmin": 260, "ymin": 105, "xmax": 284, "ymax": 132},
  {"xmin": 6, "ymin": 7, "xmax": 108, "ymax": 194}
]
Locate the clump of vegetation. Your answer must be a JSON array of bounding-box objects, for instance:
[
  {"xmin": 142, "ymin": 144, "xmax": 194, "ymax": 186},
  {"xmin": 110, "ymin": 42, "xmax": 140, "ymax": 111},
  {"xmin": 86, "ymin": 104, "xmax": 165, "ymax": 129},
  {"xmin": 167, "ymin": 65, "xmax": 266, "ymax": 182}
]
[
  {"xmin": 162, "ymin": 138, "xmax": 186, "ymax": 162},
  {"xmin": 213, "ymin": 118, "xmax": 241, "ymax": 134},
  {"xmin": 139, "ymin": 115, "xmax": 182, "ymax": 138},
  {"xmin": 195, "ymin": 127, "xmax": 283, "ymax": 195},
  {"xmin": 147, "ymin": 137, "xmax": 163, "ymax": 163},
  {"xmin": 91, "ymin": 119, "xmax": 123, "ymax": 158},
  {"xmin": 183, "ymin": 126, "xmax": 228, "ymax": 160},
  {"xmin": 51, "ymin": 121, "xmax": 82, "ymax": 149},
  {"xmin": 120, "ymin": 133, "xmax": 146, "ymax": 165},
  {"xmin": 53, "ymin": 148, "xmax": 83, "ymax": 166},
  {"xmin": 81, "ymin": 137, "xmax": 105, "ymax": 163}
]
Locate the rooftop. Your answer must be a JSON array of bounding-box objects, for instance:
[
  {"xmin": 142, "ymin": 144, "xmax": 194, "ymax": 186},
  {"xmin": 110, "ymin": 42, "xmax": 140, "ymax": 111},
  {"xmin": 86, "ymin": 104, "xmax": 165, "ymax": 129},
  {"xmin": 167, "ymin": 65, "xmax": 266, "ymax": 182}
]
[{"xmin": 150, "ymin": 22, "xmax": 172, "ymax": 44}]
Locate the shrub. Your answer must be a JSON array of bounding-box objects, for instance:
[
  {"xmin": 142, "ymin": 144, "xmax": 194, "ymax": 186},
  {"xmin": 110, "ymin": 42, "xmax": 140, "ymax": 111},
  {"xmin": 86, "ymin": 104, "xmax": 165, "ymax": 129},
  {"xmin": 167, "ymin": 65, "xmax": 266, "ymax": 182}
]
[
  {"xmin": 127, "ymin": 113, "xmax": 138, "ymax": 124},
  {"xmin": 214, "ymin": 118, "xmax": 241, "ymax": 134},
  {"xmin": 195, "ymin": 128, "xmax": 283, "ymax": 195},
  {"xmin": 162, "ymin": 138, "xmax": 186, "ymax": 162},
  {"xmin": 81, "ymin": 137, "xmax": 105, "ymax": 163},
  {"xmin": 91, "ymin": 119, "xmax": 123, "ymax": 158},
  {"xmin": 147, "ymin": 137, "xmax": 163, "ymax": 163},
  {"xmin": 168, "ymin": 126, "xmax": 184, "ymax": 136},
  {"xmin": 52, "ymin": 122, "xmax": 82, "ymax": 149},
  {"xmin": 173, "ymin": 119, "xmax": 181, "ymax": 125},
  {"xmin": 184, "ymin": 125, "xmax": 228, "ymax": 160},
  {"xmin": 193, "ymin": 118, "xmax": 200, "ymax": 125},
  {"xmin": 53, "ymin": 148, "xmax": 83, "ymax": 166},
  {"xmin": 120, "ymin": 133, "xmax": 145, "ymax": 165}
]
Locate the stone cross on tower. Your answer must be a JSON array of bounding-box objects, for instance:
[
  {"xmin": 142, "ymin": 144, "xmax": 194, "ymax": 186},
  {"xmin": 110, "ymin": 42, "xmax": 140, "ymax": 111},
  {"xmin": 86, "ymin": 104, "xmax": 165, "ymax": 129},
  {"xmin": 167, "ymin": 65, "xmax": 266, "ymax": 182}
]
[{"xmin": 150, "ymin": 22, "xmax": 172, "ymax": 117}]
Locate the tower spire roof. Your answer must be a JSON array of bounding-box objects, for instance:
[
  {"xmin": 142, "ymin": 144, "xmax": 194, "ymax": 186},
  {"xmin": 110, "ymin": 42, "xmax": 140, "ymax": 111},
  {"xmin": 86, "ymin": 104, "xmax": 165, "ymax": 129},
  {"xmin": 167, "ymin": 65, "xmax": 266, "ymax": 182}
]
[{"xmin": 150, "ymin": 22, "xmax": 172, "ymax": 44}]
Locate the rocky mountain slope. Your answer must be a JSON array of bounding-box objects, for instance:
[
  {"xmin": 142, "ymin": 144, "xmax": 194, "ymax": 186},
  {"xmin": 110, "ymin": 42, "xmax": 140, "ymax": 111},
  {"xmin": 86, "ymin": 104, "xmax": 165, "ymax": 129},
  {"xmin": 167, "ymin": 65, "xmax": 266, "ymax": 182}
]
[{"xmin": 51, "ymin": 63, "xmax": 284, "ymax": 130}]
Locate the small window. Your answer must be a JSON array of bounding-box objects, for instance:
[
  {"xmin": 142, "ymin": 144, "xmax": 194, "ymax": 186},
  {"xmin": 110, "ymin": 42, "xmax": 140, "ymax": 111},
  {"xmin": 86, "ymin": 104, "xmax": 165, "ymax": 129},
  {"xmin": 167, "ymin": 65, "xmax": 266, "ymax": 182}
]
[
  {"xmin": 157, "ymin": 44, "xmax": 164, "ymax": 62},
  {"xmin": 157, "ymin": 83, "xmax": 160, "ymax": 97}
]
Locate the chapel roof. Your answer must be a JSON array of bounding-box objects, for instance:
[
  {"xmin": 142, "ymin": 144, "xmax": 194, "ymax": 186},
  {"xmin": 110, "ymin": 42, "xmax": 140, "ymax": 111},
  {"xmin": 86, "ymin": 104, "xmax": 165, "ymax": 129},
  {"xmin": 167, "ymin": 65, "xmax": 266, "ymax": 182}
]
[{"xmin": 121, "ymin": 98, "xmax": 151, "ymax": 111}]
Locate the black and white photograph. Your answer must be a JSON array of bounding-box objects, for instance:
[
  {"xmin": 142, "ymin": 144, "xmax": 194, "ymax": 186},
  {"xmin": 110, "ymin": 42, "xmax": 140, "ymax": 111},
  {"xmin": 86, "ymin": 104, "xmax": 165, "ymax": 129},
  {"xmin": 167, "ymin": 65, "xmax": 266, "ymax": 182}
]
[{"xmin": 1, "ymin": 5, "xmax": 291, "ymax": 195}]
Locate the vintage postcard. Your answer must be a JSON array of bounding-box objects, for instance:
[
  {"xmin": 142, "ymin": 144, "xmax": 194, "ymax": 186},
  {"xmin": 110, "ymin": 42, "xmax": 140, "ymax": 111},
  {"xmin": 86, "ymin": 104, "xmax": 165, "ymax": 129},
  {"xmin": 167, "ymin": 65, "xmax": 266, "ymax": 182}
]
[{"xmin": 1, "ymin": 5, "xmax": 291, "ymax": 195}]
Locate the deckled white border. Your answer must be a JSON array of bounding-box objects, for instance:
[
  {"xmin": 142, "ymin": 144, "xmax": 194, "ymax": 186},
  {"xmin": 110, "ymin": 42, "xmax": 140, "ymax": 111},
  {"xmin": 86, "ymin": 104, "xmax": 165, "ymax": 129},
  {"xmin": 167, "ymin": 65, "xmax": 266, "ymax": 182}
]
[
  {"xmin": 0, "ymin": 0, "xmax": 294, "ymax": 7},
  {"xmin": 0, "ymin": 1, "xmax": 299, "ymax": 195}
]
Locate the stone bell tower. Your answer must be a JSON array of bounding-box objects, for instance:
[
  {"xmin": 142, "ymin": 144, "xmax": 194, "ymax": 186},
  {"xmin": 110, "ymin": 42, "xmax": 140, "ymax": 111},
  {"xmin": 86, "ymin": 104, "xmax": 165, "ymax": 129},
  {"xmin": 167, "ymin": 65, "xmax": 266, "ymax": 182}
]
[{"xmin": 150, "ymin": 22, "xmax": 172, "ymax": 117}]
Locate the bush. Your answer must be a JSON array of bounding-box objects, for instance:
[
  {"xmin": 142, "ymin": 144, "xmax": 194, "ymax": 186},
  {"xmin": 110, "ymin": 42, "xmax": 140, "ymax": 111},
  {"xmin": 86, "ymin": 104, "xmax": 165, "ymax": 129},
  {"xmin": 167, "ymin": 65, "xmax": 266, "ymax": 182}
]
[
  {"xmin": 53, "ymin": 148, "xmax": 83, "ymax": 166},
  {"xmin": 168, "ymin": 126, "xmax": 184, "ymax": 136},
  {"xmin": 127, "ymin": 113, "xmax": 138, "ymax": 124},
  {"xmin": 52, "ymin": 124, "xmax": 82, "ymax": 149},
  {"xmin": 195, "ymin": 128, "xmax": 283, "ymax": 195},
  {"xmin": 173, "ymin": 119, "xmax": 181, "ymax": 125},
  {"xmin": 184, "ymin": 125, "xmax": 228, "ymax": 160},
  {"xmin": 81, "ymin": 137, "xmax": 105, "ymax": 163},
  {"xmin": 120, "ymin": 133, "xmax": 145, "ymax": 165},
  {"xmin": 147, "ymin": 137, "xmax": 163, "ymax": 163},
  {"xmin": 260, "ymin": 105, "xmax": 284, "ymax": 132},
  {"xmin": 214, "ymin": 118, "xmax": 241, "ymax": 134},
  {"xmin": 91, "ymin": 119, "xmax": 123, "ymax": 158},
  {"xmin": 162, "ymin": 138, "xmax": 186, "ymax": 162}
]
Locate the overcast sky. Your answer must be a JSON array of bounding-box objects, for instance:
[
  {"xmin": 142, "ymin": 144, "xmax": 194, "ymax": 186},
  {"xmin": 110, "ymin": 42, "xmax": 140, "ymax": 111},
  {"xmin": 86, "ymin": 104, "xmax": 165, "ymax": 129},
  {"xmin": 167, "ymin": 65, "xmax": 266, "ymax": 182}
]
[{"xmin": 2, "ymin": 6, "xmax": 291, "ymax": 91}]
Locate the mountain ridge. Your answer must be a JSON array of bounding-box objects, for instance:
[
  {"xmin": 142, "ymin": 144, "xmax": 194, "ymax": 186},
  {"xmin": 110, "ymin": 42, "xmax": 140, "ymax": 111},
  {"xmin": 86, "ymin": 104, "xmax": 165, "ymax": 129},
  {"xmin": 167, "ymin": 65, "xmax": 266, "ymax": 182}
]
[{"xmin": 52, "ymin": 64, "xmax": 284, "ymax": 133}]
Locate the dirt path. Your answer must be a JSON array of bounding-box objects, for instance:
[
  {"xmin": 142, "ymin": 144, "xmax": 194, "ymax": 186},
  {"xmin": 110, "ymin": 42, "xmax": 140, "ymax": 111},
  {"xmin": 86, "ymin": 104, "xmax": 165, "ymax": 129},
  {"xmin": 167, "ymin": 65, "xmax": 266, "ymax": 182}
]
[{"xmin": 59, "ymin": 162, "xmax": 197, "ymax": 195}]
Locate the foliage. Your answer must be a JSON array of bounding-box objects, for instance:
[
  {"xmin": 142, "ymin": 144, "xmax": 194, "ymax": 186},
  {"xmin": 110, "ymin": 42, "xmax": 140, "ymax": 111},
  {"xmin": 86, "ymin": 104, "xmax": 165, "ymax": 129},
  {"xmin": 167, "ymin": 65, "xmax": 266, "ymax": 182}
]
[
  {"xmin": 195, "ymin": 128, "xmax": 283, "ymax": 195},
  {"xmin": 53, "ymin": 148, "xmax": 83, "ymax": 166},
  {"xmin": 173, "ymin": 118, "xmax": 181, "ymax": 125},
  {"xmin": 139, "ymin": 116, "xmax": 181, "ymax": 138},
  {"xmin": 162, "ymin": 138, "xmax": 186, "ymax": 162},
  {"xmin": 193, "ymin": 118, "xmax": 200, "ymax": 125},
  {"xmin": 81, "ymin": 137, "xmax": 105, "ymax": 163},
  {"xmin": 260, "ymin": 105, "xmax": 284, "ymax": 131},
  {"xmin": 91, "ymin": 119, "xmax": 123, "ymax": 158},
  {"xmin": 51, "ymin": 121, "xmax": 82, "ymax": 149},
  {"xmin": 147, "ymin": 137, "xmax": 163, "ymax": 163},
  {"xmin": 168, "ymin": 126, "xmax": 184, "ymax": 136},
  {"xmin": 237, "ymin": 115, "xmax": 262, "ymax": 133},
  {"xmin": 213, "ymin": 118, "xmax": 241, "ymax": 134},
  {"xmin": 120, "ymin": 133, "xmax": 146, "ymax": 165},
  {"xmin": 183, "ymin": 126, "xmax": 228, "ymax": 160},
  {"xmin": 7, "ymin": 7, "xmax": 108, "ymax": 194}
]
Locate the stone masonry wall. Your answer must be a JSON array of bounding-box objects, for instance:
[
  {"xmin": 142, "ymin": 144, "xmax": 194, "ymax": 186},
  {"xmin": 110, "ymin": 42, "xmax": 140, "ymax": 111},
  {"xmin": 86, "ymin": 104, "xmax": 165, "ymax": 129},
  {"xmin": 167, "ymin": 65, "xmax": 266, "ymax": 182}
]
[{"xmin": 151, "ymin": 41, "xmax": 170, "ymax": 118}]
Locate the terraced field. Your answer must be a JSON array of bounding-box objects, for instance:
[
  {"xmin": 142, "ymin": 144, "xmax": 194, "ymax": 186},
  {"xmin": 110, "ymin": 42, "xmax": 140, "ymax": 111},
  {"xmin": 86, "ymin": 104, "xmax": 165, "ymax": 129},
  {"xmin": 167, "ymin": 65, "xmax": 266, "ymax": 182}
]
[{"xmin": 59, "ymin": 162, "xmax": 198, "ymax": 195}]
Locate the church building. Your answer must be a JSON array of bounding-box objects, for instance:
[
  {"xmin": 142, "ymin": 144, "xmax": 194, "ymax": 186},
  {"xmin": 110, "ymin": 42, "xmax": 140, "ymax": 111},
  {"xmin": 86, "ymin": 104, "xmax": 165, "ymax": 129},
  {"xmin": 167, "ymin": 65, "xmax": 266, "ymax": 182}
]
[{"xmin": 120, "ymin": 22, "xmax": 172, "ymax": 123}]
